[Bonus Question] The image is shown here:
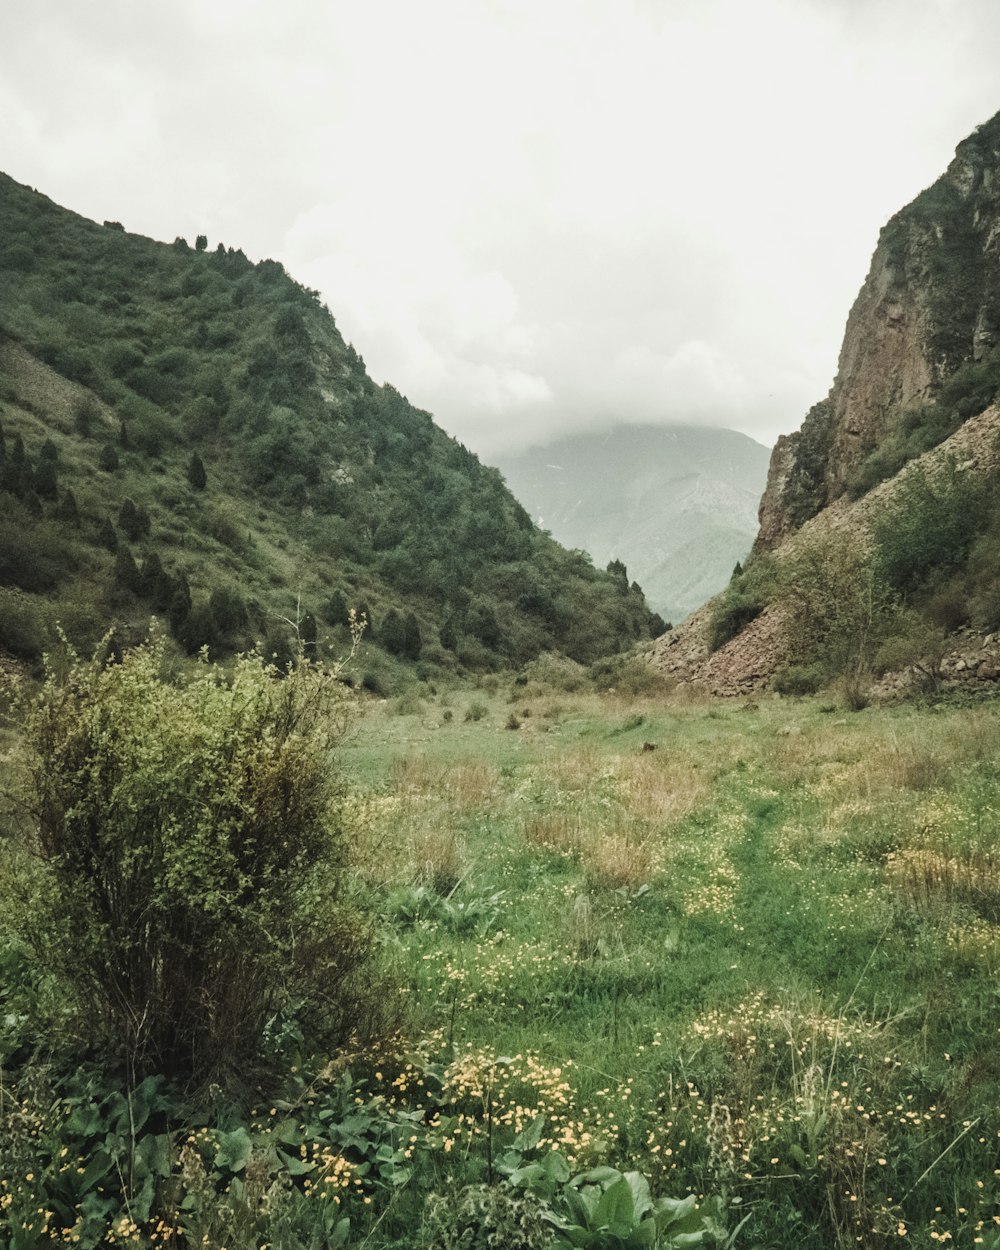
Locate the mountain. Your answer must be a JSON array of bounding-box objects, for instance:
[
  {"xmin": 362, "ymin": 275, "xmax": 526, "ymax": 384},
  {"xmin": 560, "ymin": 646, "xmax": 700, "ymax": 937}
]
[
  {"xmin": 650, "ymin": 110, "xmax": 1000, "ymax": 696},
  {"xmin": 495, "ymin": 425, "xmax": 771, "ymax": 622},
  {"xmin": 0, "ymin": 173, "xmax": 664, "ymax": 682}
]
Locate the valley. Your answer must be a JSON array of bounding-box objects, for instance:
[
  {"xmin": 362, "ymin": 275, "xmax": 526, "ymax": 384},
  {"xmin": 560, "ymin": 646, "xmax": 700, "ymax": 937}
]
[{"xmin": 2, "ymin": 105, "xmax": 1000, "ymax": 1250}]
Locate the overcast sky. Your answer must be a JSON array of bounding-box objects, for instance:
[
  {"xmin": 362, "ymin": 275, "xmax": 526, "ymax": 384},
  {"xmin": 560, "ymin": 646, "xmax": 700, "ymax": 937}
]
[{"xmin": 2, "ymin": 1, "xmax": 1000, "ymax": 458}]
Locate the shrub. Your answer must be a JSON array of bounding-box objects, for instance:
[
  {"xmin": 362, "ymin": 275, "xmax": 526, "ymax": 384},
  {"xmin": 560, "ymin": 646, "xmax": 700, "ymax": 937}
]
[
  {"xmin": 706, "ymin": 557, "xmax": 776, "ymax": 652},
  {"xmin": 772, "ymin": 663, "xmax": 826, "ymax": 696},
  {"xmin": 4, "ymin": 630, "xmax": 375, "ymax": 1082},
  {"xmin": 707, "ymin": 589, "xmax": 764, "ymax": 651}
]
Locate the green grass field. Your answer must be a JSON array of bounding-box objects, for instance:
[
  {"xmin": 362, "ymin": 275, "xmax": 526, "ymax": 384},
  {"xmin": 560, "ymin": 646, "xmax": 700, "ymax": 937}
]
[
  {"xmin": 2, "ymin": 675, "xmax": 999, "ymax": 1249},
  {"xmin": 338, "ymin": 683, "xmax": 1000, "ymax": 1248}
]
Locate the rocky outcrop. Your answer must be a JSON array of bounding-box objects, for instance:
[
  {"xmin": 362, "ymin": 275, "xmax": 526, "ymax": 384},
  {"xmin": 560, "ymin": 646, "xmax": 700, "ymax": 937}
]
[
  {"xmin": 651, "ymin": 403, "xmax": 1000, "ymax": 694},
  {"xmin": 756, "ymin": 111, "xmax": 1000, "ymax": 548}
]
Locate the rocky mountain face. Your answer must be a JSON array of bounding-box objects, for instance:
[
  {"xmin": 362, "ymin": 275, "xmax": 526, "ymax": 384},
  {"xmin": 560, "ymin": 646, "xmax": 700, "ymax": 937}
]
[
  {"xmin": 757, "ymin": 111, "xmax": 1000, "ymax": 549},
  {"xmin": 650, "ymin": 110, "xmax": 1000, "ymax": 695},
  {"xmin": 495, "ymin": 425, "xmax": 771, "ymax": 623}
]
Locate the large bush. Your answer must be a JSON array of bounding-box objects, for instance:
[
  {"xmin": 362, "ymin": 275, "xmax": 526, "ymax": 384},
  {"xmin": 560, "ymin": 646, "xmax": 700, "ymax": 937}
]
[{"xmin": 6, "ymin": 631, "xmax": 375, "ymax": 1082}]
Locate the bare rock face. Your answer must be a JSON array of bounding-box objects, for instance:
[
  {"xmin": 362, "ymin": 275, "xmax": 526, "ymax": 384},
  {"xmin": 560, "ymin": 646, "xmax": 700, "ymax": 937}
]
[
  {"xmin": 755, "ymin": 112, "xmax": 1000, "ymax": 549},
  {"xmin": 651, "ymin": 403, "xmax": 1000, "ymax": 694},
  {"xmin": 755, "ymin": 433, "xmax": 798, "ymax": 549}
]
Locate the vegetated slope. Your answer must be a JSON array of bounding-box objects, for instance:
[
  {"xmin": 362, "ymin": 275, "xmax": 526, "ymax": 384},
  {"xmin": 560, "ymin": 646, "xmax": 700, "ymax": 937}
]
[
  {"xmin": 651, "ymin": 109, "xmax": 1000, "ymax": 694},
  {"xmin": 495, "ymin": 424, "xmax": 770, "ymax": 623},
  {"xmin": 0, "ymin": 172, "xmax": 664, "ymax": 678}
]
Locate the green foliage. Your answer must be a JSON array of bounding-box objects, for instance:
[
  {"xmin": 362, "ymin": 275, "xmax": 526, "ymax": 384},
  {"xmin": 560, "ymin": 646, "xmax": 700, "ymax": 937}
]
[
  {"xmin": 117, "ymin": 496, "xmax": 151, "ymax": 542},
  {"xmin": 186, "ymin": 449, "xmax": 207, "ymax": 489},
  {"xmin": 872, "ymin": 458, "xmax": 987, "ymax": 596},
  {"xmin": 778, "ymin": 528, "xmax": 900, "ymax": 678},
  {"xmin": 0, "ymin": 170, "xmax": 662, "ymax": 671},
  {"xmin": 5, "ymin": 631, "xmax": 374, "ymax": 1081},
  {"xmin": 706, "ymin": 557, "xmax": 776, "ymax": 652},
  {"xmin": 495, "ymin": 1127, "xmax": 735, "ymax": 1250},
  {"xmin": 772, "ymin": 663, "xmax": 826, "ymax": 696}
]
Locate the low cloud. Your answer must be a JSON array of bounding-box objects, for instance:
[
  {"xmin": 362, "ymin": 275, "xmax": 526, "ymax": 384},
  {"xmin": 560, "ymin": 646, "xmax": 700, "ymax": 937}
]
[{"xmin": 3, "ymin": 0, "xmax": 1000, "ymax": 457}]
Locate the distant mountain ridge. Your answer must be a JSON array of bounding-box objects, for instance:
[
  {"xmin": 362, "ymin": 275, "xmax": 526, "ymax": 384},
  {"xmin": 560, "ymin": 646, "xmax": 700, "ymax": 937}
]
[{"xmin": 496, "ymin": 424, "xmax": 771, "ymax": 622}]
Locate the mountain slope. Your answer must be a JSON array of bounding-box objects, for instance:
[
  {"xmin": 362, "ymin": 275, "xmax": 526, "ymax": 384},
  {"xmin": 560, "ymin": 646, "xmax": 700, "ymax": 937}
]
[
  {"xmin": 650, "ymin": 109, "xmax": 1000, "ymax": 695},
  {"xmin": 757, "ymin": 111, "xmax": 1000, "ymax": 549},
  {"xmin": 0, "ymin": 172, "xmax": 664, "ymax": 677},
  {"xmin": 495, "ymin": 425, "xmax": 770, "ymax": 622}
]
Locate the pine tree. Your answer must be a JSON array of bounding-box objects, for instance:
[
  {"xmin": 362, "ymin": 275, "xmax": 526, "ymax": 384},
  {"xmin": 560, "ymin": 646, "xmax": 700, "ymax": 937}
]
[
  {"xmin": 402, "ymin": 611, "xmax": 422, "ymax": 661},
  {"xmin": 113, "ymin": 547, "xmax": 142, "ymax": 594},
  {"xmin": 301, "ymin": 611, "xmax": 318, "ymax": 650},
  {"xmin": 119, "ymin": 498, "xmax": 151, "ymax": 542},
  {"xmin": 97, "ymin": 516, "xmax": 119, "ymax": 552},
  {"xmin": 187, "ymin": 451, "xmax": 207, "ymax": 490},
  {"xmin": 323, "ymin": 589, "xmax": 349, "ymax": 629},
  {"xmin": 440, "ymin": 618, "xmax": 458, "ymax": 652},
  {"xmin": 33, "ymin": 457, "xmax": 59, "ymax": 501},
  {"xmin": 99, "ymin": 443, "xmax": 120, "ymax": 473},
  {"xmin": 56, "ymin": 489, "xmax": 79, "ymax": 526}
]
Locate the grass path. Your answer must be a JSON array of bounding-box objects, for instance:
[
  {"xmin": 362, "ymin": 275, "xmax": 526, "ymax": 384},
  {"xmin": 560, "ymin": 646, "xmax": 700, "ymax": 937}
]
[{"xmin": 345, "ymin": 684, "xmax": 1000, "ymax": 1248}]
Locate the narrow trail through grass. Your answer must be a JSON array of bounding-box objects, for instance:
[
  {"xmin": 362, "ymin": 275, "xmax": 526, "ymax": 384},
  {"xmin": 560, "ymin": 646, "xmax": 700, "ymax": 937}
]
[{"xmin": 346, "ymin": 684, "xmax": 1000, "ymax": 1248}]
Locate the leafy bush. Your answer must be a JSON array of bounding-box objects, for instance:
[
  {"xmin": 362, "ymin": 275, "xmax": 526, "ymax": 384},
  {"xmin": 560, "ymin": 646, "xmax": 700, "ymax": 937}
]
[
  {"xmin": 872, "ymin": 458, "xmax": 986, "ymax": 596},
  {"xmin": 5, "ymin": 630, "xmax": 376, "ymax": 1082},
  {"xmin": 772, "ymin": 663, "xmax": 826, "ymax": 696},
  {"xmin": 707, "ymin": 590, "xmax": 765, "ymax": 652},
  {"xmin": 778, "ymin": 529, "xmax": 899, "ymax": 677}
]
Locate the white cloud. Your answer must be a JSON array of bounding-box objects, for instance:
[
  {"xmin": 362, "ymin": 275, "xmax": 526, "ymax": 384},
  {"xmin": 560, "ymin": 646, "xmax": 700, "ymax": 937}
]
[{"xmin": 2, "ymin": 0, "xmax": 1000, "ymax": 456}]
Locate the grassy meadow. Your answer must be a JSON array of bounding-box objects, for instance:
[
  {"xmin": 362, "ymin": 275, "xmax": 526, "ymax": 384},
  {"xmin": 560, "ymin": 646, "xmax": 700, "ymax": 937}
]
[
  {"xmin": 2, "ymin": 664, "xmax": 1000, "ymax": 1249},
  {"xmin": 339, "ymin": 677, "xmax": 1000, "ymax": 1248}
]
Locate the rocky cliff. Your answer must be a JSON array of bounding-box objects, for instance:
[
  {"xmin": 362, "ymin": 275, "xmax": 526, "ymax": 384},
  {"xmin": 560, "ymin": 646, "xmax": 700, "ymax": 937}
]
[
  {"xmin": 756, "ymin": 110, "xmax": 1000, "ymax": 548},
  {"xmin": 649, "ymin": 110, "xmax": 1000, "ymax": 695}
]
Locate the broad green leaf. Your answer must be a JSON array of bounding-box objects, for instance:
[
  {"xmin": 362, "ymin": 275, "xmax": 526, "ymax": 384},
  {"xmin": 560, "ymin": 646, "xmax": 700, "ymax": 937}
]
[
  {"xmin": 277, "ymin": 1146, "xmax": 316, "ymax": 1175},
  {"xmin": 78, "ymin": 1147, "xmax": 113, "ymax": 1193},
  {"xmin": 632, "ymin": 1218, "xmax": 658, "ymax": 1247},
  {"xmin": 593, "ymin": 1175, "xmax": 635, "ymax": 1232},
  {"xmin": 329, "ymin": 1214, "xmax": 351, "ymax": 1247},
  {"xmin": 513, "ymin": 1112, "xmax": 546, "ymax": 1151},
  {"xmin": 655, "ymin": 1193, "xmax": 698, "ymax": 1229},
  {"xmin": 214, "ymin": 1125, "xmax": 253, "ymax": 1172},
  {"xmin": 574, "ymin": 1165, "xmax": 622, "ymax": 1187},
  {"xmin": 665, "ymin": 1232, "xmax": 706, "ymax": 1249},
  {"xmin": 625, "ymin": 1170, "xmax": 653, "ymax": 1220},
  {"xmin": 129, "ymin": 1075, "xmax": 164, "ymax": 1134},
  {"xmin": 542, "ymin": 1151, "xmax": 572, "ymax": 1183},
  {"xmin": 564, "ymin": 1184, "xmax": 595, "ymax": 1230}
]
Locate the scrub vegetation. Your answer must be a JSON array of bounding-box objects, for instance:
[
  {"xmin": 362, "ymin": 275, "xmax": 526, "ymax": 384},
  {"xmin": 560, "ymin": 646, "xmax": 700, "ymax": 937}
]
[
  {"xmin": 0, "ymin": 171, "xmax": 665, "ymax": 679},
  {"xmin": 2, "ymin": 656, "xmax": 999, "ymax": 1249}
]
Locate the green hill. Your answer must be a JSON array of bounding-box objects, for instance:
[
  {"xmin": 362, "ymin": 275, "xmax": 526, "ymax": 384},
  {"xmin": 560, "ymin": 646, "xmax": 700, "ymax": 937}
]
[{"xmin": 0, "ymin": 172, "xmax": 665, "ymax": 681}]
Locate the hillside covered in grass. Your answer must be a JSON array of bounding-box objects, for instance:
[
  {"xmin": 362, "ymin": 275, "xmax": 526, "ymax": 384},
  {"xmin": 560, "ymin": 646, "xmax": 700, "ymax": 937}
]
[{"xmin": 0, "ymin": 172, "xmax": 665, "ymax": 682}]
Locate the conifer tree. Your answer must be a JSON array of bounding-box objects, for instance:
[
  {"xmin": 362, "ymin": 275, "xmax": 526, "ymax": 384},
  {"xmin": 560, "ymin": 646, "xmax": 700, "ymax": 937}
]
[
  {"xmin": 56, "ymin": 489, "xmax": 79, "ymax": 526},
  {"xmin": 97, "ymin": 516, "xmax": 119, "ymax": 552},
  {"xmin": 402, "ymin": 611, "xmax": 422, "ymax": 661},
  {"xmin": 187, "ymin": 451, "xmax": 207, "ymax": 490},
  {"xmin": 118, "ymin": 498, "xmax": 151, "ymax": 542}
]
